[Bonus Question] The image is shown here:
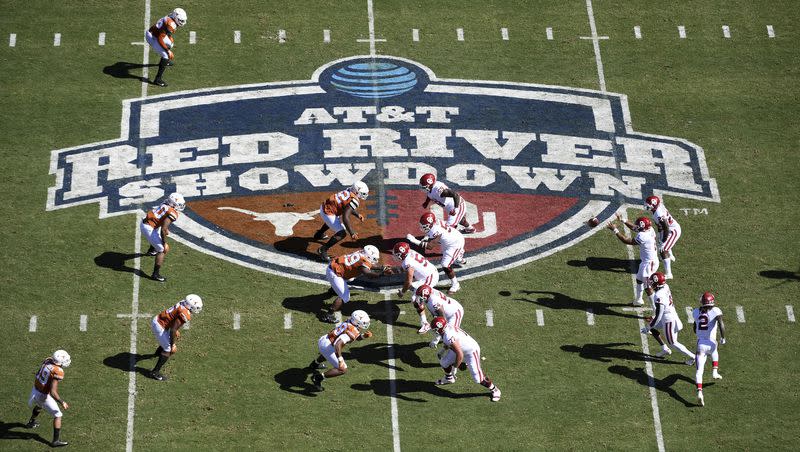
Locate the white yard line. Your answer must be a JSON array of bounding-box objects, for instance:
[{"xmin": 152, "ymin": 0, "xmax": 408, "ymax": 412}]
[
  {"xmin": 456, "ymin": 28, "xmax": 464, "ymax": 41},
  {"xmin": 9, "ymin": 33, "xmax": 16, "ymax": 47},
  {"xmin": 501, "ymin": 28, "xmax": 509, "ymax": 41},
  {"xmin": 736, "ymin": 305, "xmax": 746, "ymax": 323},
  {"xmin": 536, "ymin": 309, "xmax": 544, "ymax": 326},
  {"xmin": 634, "ymin": 26, "xmax": 642, "ymax": 39},
  {"xmin": 234, "ymin": 30, "xmax": 241, "ymax": 43},
  {"xmin": 29, "ymin": 315, "xmax": 37, "ymax": 332},
  {"xmin": 80, "ymin": 314, "xmax": 88, "ymax": 332},
  {"xmin": 584, "ymin": 0, "xmax": 606, "ymax": 92},
  {"xmin": 586, "ymin": 309, "xmax": 595, "ymax": 326},
  {"xmin": 381, "ymin": 291, "xmax": 401, "ymax": 452},
  {"xmin": 546, "ymin": 27, "xmax": 553, "ymax": 40},
  {"xmin": 126, "ymin": 212, "xmax": 144, "ymax": 452},
  {"xmin": 283, "ymin": 312, "xmax": 292, "ymax": 329},
  {"xmin": 787, "ymin": 305, "xmax": 796, "ymax": 323},
  {"xmin": 233, "ymin": 312, "xmax": 241, "ymax": 330},
  {"xmin": 485, "ymin": 309, "xmax": 494, "ymax": 327},
  {"xmin": 767, "ymin": 25, "xmax": 775, "ymax": 38},
  {"xmin": 367, "ymin": 0, "xmax": 378, "ymax": 55},
  {"xmin": 99, "ymin": 32, "xmax": 106, "ymax": 46},
  {"xmin": 54, "ymin": 33, "xmax": 61, "ymax": 47}
]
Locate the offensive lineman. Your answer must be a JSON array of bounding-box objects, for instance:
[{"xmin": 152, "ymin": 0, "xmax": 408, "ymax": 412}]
[
  {"xmin": 388, "ymin": 241, "xmax": 440, "ymax": 333},
  {"xmin": 645, "ymin": 195, "xmax": 681, "ymax": 279},
  {"xmin": 414, "ymin": 284, "xmax": 464, "ymax": 348},
  {"xmin": 145, "ymin": 8, "xmax": 187, "ymax": 87},
  {"xmin": 419, "ymin": 173, "xmax": 475, "ymax": 233},
  {"xmin": 607, "ymin": 213, "xmax": 660, "ymax": 306},
  {"xmin": 640, "ymin": 272, "xmax": 696, "ymax": 364},
  {"xmin": 26, "ymin": 350, "xmax": 71, "ymax": 447},
  {"xmin": 692, "ymin": 292, "xmax": 727, "ymax": 407},
  {"xmin": 309, "ymin": 310, "xmax": 373, "ymax": 391},
  {"xmin": 411, "ymin": 212, "xmax": 466, "ymax": 293}
]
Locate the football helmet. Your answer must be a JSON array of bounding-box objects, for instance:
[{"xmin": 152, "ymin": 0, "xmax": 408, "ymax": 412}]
[
  {"xmin": 392, "ymin": 242, "xmax": 410, "ymax": 261},
  {"xmin": 419, "ymin": 173, "xmax": 436, "ymax": 191},
  {"xmin": 649, "ymin": 272, "xmax": 666, "ymax": 288},
  {"xmin": 645, "ymin": 195, "xmax": 661, "ymax": 212},
  {"xmin": 182, "ymin": 294, "xmax": 203, "ymax": 313},
  {"xmin": 634, "ymin": 216, "xmax": 651, "ymax": 231},
  {"xmin": 431, "ymin": 316, "xmax": 447, "ymax": 334},
  {"xmin": 169, "ymin": 7, "xmax": 188, "ymax": 27},
  {"xmin": 415, "ymin": 284, "xmax": 433, "ymax": 303},
  {"xmin": 363, "ymin": 245, "xmax": 380, "ymax": 264},
  {"xmin": 419, "ymin": 212, "xmax": 436, "ymax": 232},
  {"xmin": 351, "ymin": 181, "xmax": 369, "ymax": 200},
  {"xmin": 53, "ymin": 350, "xmax": 71, "ymax": 368},
  {"xmin": 700, "ymin": 292, "xmax": 715, "ymax": 307},
  {"xmin": 167, "ymin": 192, "xmax": 186, "ymax": 211},
  {"xmin": 349, "ymin": 310, "xmax": 370, "ymax": 330}
]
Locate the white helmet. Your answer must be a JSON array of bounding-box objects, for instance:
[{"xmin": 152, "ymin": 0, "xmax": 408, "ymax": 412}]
[
  {"xmin": 351, "ymin": 181, "xmax": 369, "ymax": 200},
  {"xmin": 167, "ymin": 192, "xmax": 186, "ymax": 211},
  {"xmin": 349, "ymin": 310, "xmax": 370, "ymax": 330},
  {"xmin": 169, "ymin": 8, "xmax": 188, "ymax": 27},
  {"xmin": 182, "ymin": 294, "xmax": 203, "ymax": 313},
  {"xmin": 363, "ymin": 245, "xmax": 380, "ymax": 264},
  {"xmin": 53, "ymin": 350, "xmax": 71, "ymax": 368}
]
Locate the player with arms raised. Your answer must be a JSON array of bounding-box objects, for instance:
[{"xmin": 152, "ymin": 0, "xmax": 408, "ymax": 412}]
[
  {"xmin": 387, "ymin": 241, "xmax": 440, "ymax": 333},
  {"xmin": 607, "ymin": 214, "xmax": 660, "ymax": 306},
  {"xmin": 145, "ymin": 8, "xmax": 187, "ymax": 87},
  {"xmin": 309, "ymin": 310, "xmax": 373, "ymax": 391},
  {"xmin": 415, "ymin": 284, "xmax": 464, "ymax": 348},
  {"xmin": 321, "ymin": 245, "xmax": 390, "ymax": 323},
  {"xmin": 419, "ymin": 173, "xmax": 475, "ymax": 233},
  {"xmin": 148, "ymin": 294, "xmax": 203, "ymax": 381},
  {"xmin": 313, "ymin": 181, "xmax": 369, "ymax": 262},
  {"xmin": 645, "ymin": 195, "xmax": 681, "ymax": 279},
  {"xmin": 141, "ymin": 192, "xmax": 185, "ymax": 282},
  {"xmin": 640, "ymin": 272, "xmax": 696, "ymax": 364},
  {"xmin": 692, "ymin": 292, "xmax": 727, "ymax": 407},
  {"xmin": 26, "ymin": 350, "xmax": 71, "ymax": 447}
]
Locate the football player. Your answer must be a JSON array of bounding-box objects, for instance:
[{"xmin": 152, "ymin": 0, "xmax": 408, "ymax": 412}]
[
  {"xmin": 431, "ymin": 317, "xmax": 501, "ymax": 402},
  {"xmin": 148, "ymin": 294, "xmax": 203, "ymax": 381},
  {"xmin": 313, "ymin": 181, "xmax": 369, "ymax": 262},
  {"xmin": 309, "ymin": 310, "xmax": 373, "ymax": 391},
  {"xmin": 640, "ymin": 272, "xmax": 696, "ymax": 364},
  {"xmin": 321, "ymin": 245, "xmax": 390, "ymax": 323},
  {"xmin": 414, "ymin": 284, "xmax": 464, "ymax": 348},
  {"xmin": 645, "ymin": 195, "xmax": 681, "ymax": 279},
  {"xmin": 145, "ymin": 8, "xmax": 187, "ymax": 87},
  {"xmin": 607, "ymin": 213, "xmax": 660, "ymax": 306},
  {"xmin": 26, "ymin": 350, "xmax": 71, "ymax": 447},
  {"xmin": 140, "ymin": 192, "xmax": 185, "ymax": 282},
  {"xmin": 419, "ymin": 173, "xmax": 475, "ymax": 233},
  {"xmin": 387, "ymin": 241, "xmax": 440, "ymax": 333},
  {"xmin": 692, "ymin": 292, "xmax": 727, "ymax": 407},
  {"xmin": 412, "ymin": 212, "xmax": 467, "ymax": 294}
]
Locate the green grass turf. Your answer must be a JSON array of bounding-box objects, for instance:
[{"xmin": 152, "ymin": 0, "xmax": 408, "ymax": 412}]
[{"xmin": 1, "ymin": 1, "xmax": 799, "ymax": 450}]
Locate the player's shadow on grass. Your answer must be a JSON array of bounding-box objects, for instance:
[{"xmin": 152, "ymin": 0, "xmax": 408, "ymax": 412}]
[
  {"xmin": 274, "ymin": 367, "xmax": 320, "ymax": 397},
  {"xmin": 351, "ymin": 341, "xmax": 439, "ymax": 371},
  {"xmin": 759, "ymin": 269, "xmax": 800, "ymax": 283},
  {"xmin": 514, "ymin": 290, "xmax": 639, "ymax": 319},
  {"xmin": 281, "ymin": 292, "xmax": 418, "ymax": 330},
  {"xmin": 567, "ymin": 257, "xmax": 632, "ymax": 274},
  {"xmin": 102, "ymin": 352, "xmax": 156, "ymax": 377},
  {"xmin": 351, "ymin": 378, "xmax": 487, "ymax": 403},
  {"xmin": 95, "ymin": 251, "xmax": 149, "ymax": 278},
  {"xmin": 561, "ymin": 343, "xmax": 651, "ymax": 363},
  {"xmin": 102, "ymin": 61, "xmax": 157, "ymax": 83},
  {"xmin": 0, "ymin": 420, "xmax": 51, "ymax": 446},
  {"xmin": 607, "ymin": 365, "xmax": 709, "ymax": 407}
]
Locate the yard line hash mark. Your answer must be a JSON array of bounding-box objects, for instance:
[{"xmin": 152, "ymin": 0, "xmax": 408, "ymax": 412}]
[
  {"xmin": 722, "ymin": 25, "xmax": 731, "ymax": 39},
  {"xmin": 787, "ymin": 305, "xmax": 796, "ymax": 322},
  {"xmin": 536, "ymin": 309, "xmax": 544, "ymax": 326},
  {"xmin": 284, "ymin": 312, "xmax": 292, "ymax": 329},
  {"xmin": 678, "ymin": 25, "xmax": 687, "ymax": 39},
  {"xmin": 233, "ymin": 312, "xmax": 241, "ymax": 330},
  {"xmin": 501, "ymin": 28, "xmax": 509, "ymax": 40},
  {"xmin": 546, "ymin": 27, "xmax": 554, "ymax": 40},
  {"xmin": 634, "ymin": 26, "xmax": 642, "ymax": 39},
  {"xmin": 767, "ymin": 25, "xmax": 775, "ymax": 38},
  {"xmin": 278, "ymin": 29, "xmax": 286, "ymax": 43},
  {"xmin": 456, "ymin": 28, "xmax": 464, "ymax": 41},
  {"xmin": 323, "ymin": 29, "xmax": 331, "ymax": 43},
  {"xmin": 234, "ymin": 30, "xmax": 241, "ymax": 43},
  {"xmin": 54, "ymin": 33, "xmax": 61, "ymax": 46},
  {"xmin": 80, "ymin": 315, "xmax": 87, "ymax": 332},
  {"xmin": 736, "ymin": 305, "xmax": 746, "ymax": 323},
  {"xmin": 99, "ymin": 32, "xmax": 106, "ymax": 46},
  {"xmin": 29, "ymin": 315, "xmax": 37, "ymax": 332},
  {"xmin": 685, "ymin": 307, "xmax": 694, "ymax": 323},
  {"xmin": 412, "ymin": 28, "xmax": 419, "ymax": 42},
  {"xmin": 586, "ymin": 309, "xmax": 595, "ymax": 326},
  {"xmin": 485, "ymin": 309, "xmax": 494, "ymax": 327},
  {"xmin": 9, "ymin": 33, "xmax": 16, "ymax": 47},
  {"xmin": 189, "ymin": 31, "xmax": 196, "ymax": 44}
]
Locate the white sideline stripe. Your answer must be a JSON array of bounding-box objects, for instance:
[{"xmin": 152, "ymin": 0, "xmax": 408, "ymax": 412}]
[
  {"xmin": 546, "ymin": 27, "xmax": 553, "ymax": 40},
  {"xmin": 412, "ymin": 28, "xmax": 419, "ymax": 42},
  {"xmin": 456, "ymin": 28, "xmax": 464, "ymax": 41},
  {"xmin": 634, "ymin": 26, "xmax": 642, "ymax": 39},
  {"xmin": 99, "ymin": 32, "xmax": 106, "ymax": 46},
  {"xmin": 189, "ymin": 31, "xmax": 196, "ymax": 44},
  {"xmin": 586, "ymin": 309, "xmax": 595, "ymax": 326},
  {"xmin": 233, "ymin": 312, "xmax": 241, "ymax": 330},
  {"xmin": 9, "ymin": 33, "xmax": 16, "ymax": 47},
  {"xmin": 736, "ymin": 305, "xmax": 746, "ymax": 323},
  {"xmin": 722, "ymin": 25, "xmax": 730, "ymax": 39},
  {"xmin": 767, "ymin": 25, "xmax": 775, "ymax": 38},
  {"xmin": 381, "ymin": 290, "xmax": 401, "ymax": 452},
  {"xmin": 284, "ymin": 312, "xmax": 292, "ymax": 329},
  {"xmin": 584, "ymin": 0, "xmax": 606, "ymax": 92},
  {"xmin": 126, "ymin": 211, "xmax": 144, "ymax": 452},
  {"xmin": 685, "ymin": 307, "xmax": 694, "ymax": 323},
  {"xmin": 323, "ymin": 29, "xmax": 331, "ymax": 43},
  {"xmin": 485, "ymin": 309, "xmax": 494, "ymax": 327},
  {"xmin": 787, "ymin": 305, "xmax": 796, "ymax": 322},
  {"xmin": 278, "ymin": 29, "xmax": 286, "ymax": 43},
  {"xmin": 234, "ymin": 30, "xmax": 241, "ymax": 43},
  {"xmin": 54, "ymin": 33, "xmax": 61, "ymax": 47},
  {"xmin": 536, "ymin": 309, "xmax": 544, "ymax": 326},
  {"xmin": 29, "ymin": 315, "xmax": 37, "ymax": 332},
  {"xmin": 501, "ymin": 27, "xmax": 509, "ymax": 40},
  {"xmin": 678, "ymin": 25, "xmax": 687, "ymax": 39},
  {"xmin": 80, "ymin": 315, "xmax": 88, "ymax": 332}
]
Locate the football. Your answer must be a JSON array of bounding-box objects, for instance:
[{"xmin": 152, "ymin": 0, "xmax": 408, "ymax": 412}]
[{"xmin": 587, "ymin": 217, "xmax": 600, "ymax": 228}]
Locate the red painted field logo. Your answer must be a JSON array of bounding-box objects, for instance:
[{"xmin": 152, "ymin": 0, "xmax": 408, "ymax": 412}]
[{"xmin": 47, "ymin": 56, "xmax": 719, "ymax": 286}]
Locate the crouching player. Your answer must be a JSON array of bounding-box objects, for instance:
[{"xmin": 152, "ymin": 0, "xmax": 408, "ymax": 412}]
[
  {"xmin": 148, "ymin": 294, "xmax": 203, "ymax": 381},
  {"xmin": 309, "ymin": 310, "xmax": 373, "ymax": 391},
  {"xmin": 26, "ymin": 350, "xmax": 72, "ymax": 447},
  {"xmin": 414, "ymin": 284, "xmax": 464, "ymax": 348}
]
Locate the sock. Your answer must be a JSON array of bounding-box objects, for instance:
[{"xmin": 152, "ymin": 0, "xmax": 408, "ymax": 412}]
[
  {"xmin": 313, "ymin": 224, "xmax": 329, "ymax": 239},
  {"xmin": 152, "ymin": 354, "xmax": 168, "ymax": 373},
  {"xmin": 451, "ymin": 276, "xmax": 458, "ymax": 284},
  {"xmin": 419, "ymin": 312, "xmax": 427, "ymax": 325},
  {"xmin": 153, "ymin": 263, "xmax": 162, "ymax": 276},
  {"xmin": 697, "ymin": 383, "xmax": 703, "ymax": 390},
  {"xmin": 53, "ymin": 427, "xmax": 61, "ymax": 442},
  {"xmin": 480, "ymin": 378, "xmax": 496, "ymax": 390},
  {"xmin": 323, "ymin": 230, "xmax": 346, "ymax": 249},
  {"xmin": 634, "ymin": 283, "xmax": 643, "ymax": 301},
  {"xmin": 712, "ymin": 361, "xmax": 719, "ymax": 368},
  {"xmin": 663, "ymin": 257, "xmax": 672, "ymax": 274},
  {"xmin": 155, "ymin": 58, "xmax": 168, "ymax": 80},
  {"xmin": 154, "ymin": 346, "xmax": 163, "ymax": 357},
  {"xmin": 29, "ymin": 407, "xmax": 41, "ymax": 423}
]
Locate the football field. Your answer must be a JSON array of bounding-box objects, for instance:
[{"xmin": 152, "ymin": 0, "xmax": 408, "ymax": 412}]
[{"xmin": 1, "ymin": 1, "xmax": 799, "ymax": 450}]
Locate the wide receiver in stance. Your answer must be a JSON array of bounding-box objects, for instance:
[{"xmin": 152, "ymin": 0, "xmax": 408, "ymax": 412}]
[
  {"xmin": 145, "ymin": 7, "xmax": 187, "ymax": 87},
  {"xmin": 693, "ymin": 292, "xmax": 727, "ymax": 407},
  {"xmin": 26, "ymin": 349, "xmax": 71, "ymax": 447},
  {"xmin": 313, "ymin": 181, "xmax": 369, "ymax": 262},
  {"xmin": 148, "ymin": 294, "xmax": 203, "ymax": 381},
  {"xmin": 309, "ymin": 310, "xmax": 373, "ymax": 391},
  {"xmin": 141, "ymin": 192, "xmax": 186, "ymax": 282}
]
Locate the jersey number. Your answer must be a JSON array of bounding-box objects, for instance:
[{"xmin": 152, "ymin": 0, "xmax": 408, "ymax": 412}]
[
  {"xmin": 344, "ymin": 252, "xmax": 362, "ymax": 266},
  {"xmin": 36, "ymin": 365, "xmax": 52, "ymax": 385},
  {"xmin": 697, "ymin": 314, "xmax": 709, "ymax": 331}
]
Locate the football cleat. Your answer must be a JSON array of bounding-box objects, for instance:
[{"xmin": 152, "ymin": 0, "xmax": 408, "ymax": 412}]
[
  {"xmin": 146, "ymin": 245, "xmax": 157, "ymax": 256},
  {"xmin": 417, "ymin": 322, "xmax": 431, "ymax": 334},
  {"xmin": 25, "ymin": 420, "xmax": 40, "ymax": 429},
  {"xmin": 149, "ymin": 371, "xmax": 167, "ymax": 381},
  {"xmin": 309, "ymin": 360, "xmax": 326, "ymax": 370},
  {"xmin": 664, "ymin": 273, "xmax": 674, "ymax": 280},
  {"xmin": 460, "ymin": 226, "xmax": 476, "ymax": 234},
  {"xmin": 632, "ymin": 298, "xmax": 644, "ymax": 307},
  {"xmin": 317, "ymin": 247, "xmax": 331, "ymax": 262},
  {"xmin": 697, "ymin": 390, "xmax": 705, "ymax": 407},
  {"xmin": 435, "ymin": 374, "xmax": 456, "ymax": 385},
  {"xmin": 447, "ymin": 283, "xmax": 460, "ymax": 294},
  {"xmin": 491, "ymin": 388, "xmax": 502, "ymax": 402},
  {"xmin": 152, "ymin": 273, "xmax": 166, "ymax": 282},
  {"xmin": 321, "ymin": 312, "xmax": 338, "ymax": 324},
  {"xmin": 311, "ymin": 372, "xmax": 324, "ymax": 391},
  {"xmin": 712, "ymin": 370, "xmax": 722, "ymax": 380},
  {"xmin": 685, "ymin": 358, "xmax": 696, "ymax": 366},
  {"xmin": 51, "ymin": 440, "xmax": 69, "ymax": 447},
  {"xmin": 153, "ymin": 78, "xmax": 168, "ymax": 87},
  {"xmin": 655, "ymin": 348, "xmax": 672, "ymax": 358}
]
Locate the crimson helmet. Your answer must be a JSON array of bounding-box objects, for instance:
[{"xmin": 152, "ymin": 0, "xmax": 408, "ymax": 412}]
[
  {"xmin": 419, "ymin": 212, "xmax": 437, "ymax": 232},
  {"xmin": 431, "ymin": 316, "xmax": 448, "ymax": 334},
  {"xmin": 645, "ymin": 195, "xmax": 661, "ymax": 212},
  {"xmin": 700, "ymin": 292, "xmax": 716, "ymax": 307},
  {"xmin": 415, "ymin": 284, "xmax": 433, "ymax": 302},
  {"xmin": 392, "ymin": 242, "xmax": 410, "ymax": 261},
  {"xmin": 635, "ymin": 217, "xmax": 652, "ymax": 231},
  {"xmin": 419, "ymin": 173, "xmax": 436, "ymax": 190},
  {"xmin": 649, "ymin": 272, "xmax": 666, "ymax": 288}
]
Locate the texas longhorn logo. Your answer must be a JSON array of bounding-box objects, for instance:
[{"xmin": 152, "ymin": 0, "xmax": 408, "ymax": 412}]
[{"xmin": 47, "ymin": 56, "xmax": 718, "ymax": 285}]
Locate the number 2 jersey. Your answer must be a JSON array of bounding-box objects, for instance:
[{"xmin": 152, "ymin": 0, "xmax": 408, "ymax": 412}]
[{"xmin": 692, "ymin": 306, "xmax": 723, "ymax": 342}]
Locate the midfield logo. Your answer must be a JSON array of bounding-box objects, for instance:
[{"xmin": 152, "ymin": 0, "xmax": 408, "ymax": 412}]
[{"xmin": 47, "ymin": 56, "xmax": 719, "ymax": 285}]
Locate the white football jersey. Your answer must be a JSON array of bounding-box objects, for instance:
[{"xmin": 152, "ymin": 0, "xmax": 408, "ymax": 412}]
[
  {"xmin": 652, "ymin": 203, "xmax": 680, "ymax": 231},
  {"xmin": 653, "ymin": 285, "xmax": 679, "ymax": 322},
  {"xmin": 693, "ymin": 306, "xmax": 723, "ymax": 342},
  {"xmin": 401, "ymin": 250, "xmax": 437, "ymax": 282},
  {"xmin": 425, "ymin": 220, "xmax": 465, "ymax": 250},
  {"xmin": 426, "ymin": 181, "xmax": 452, "ymax": 207},
  {"xmin": 424, "ymin": 288, "xmax": 464, "ymax": 320},
  {"xmin": 441, "ymin": 325, "xmax": 479, "ymax": 354},
  {"xmin": 635, "ymin": 228, "xmax": 658, "ymax": 262}
]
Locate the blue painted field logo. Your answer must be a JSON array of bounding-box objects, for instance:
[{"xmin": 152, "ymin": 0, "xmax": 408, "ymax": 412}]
[{"xmin": 47, "ymin": 55, "xmax": 719, "ymax": 285}]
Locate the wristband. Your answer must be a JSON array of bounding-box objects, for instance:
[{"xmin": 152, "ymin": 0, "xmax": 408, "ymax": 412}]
[
  {"xmin": 613, "ymin": 228, "xmax": 619, "ymax": 234},
  {"xmin": 337, "ymin": 356, "xmax": 344, "ymax": 362}
]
